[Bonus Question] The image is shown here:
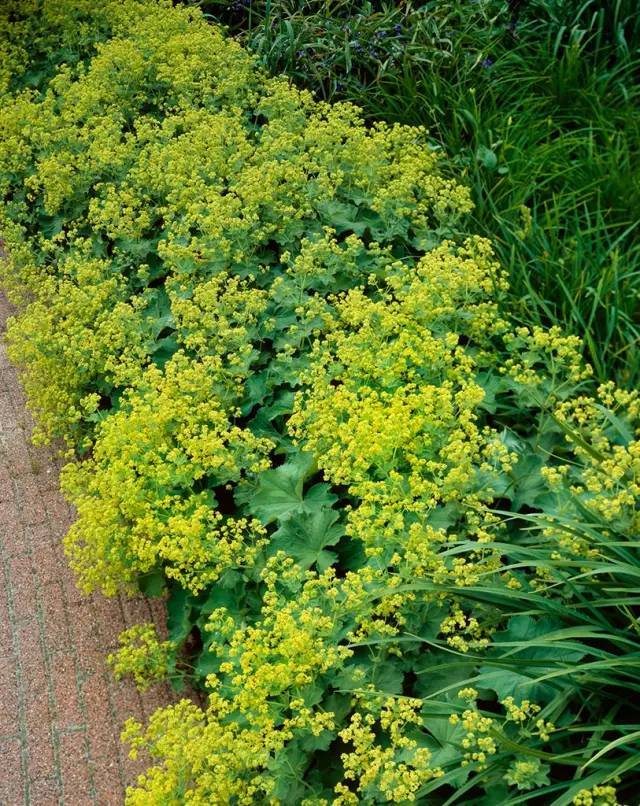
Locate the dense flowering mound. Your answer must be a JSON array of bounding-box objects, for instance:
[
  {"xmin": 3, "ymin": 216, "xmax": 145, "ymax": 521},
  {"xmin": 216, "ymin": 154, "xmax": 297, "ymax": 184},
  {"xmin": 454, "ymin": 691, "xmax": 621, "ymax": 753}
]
[{"xmin": 1, "ymin": 2, "xmax": 639, "ymax": 803}]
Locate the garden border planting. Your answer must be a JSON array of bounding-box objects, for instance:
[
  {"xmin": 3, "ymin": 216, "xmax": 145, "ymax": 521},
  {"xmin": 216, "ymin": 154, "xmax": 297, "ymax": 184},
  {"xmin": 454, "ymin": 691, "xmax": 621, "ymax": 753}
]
[{"xmin": 1, "ymin": 2, "xmax": 639, "ymax": 803}]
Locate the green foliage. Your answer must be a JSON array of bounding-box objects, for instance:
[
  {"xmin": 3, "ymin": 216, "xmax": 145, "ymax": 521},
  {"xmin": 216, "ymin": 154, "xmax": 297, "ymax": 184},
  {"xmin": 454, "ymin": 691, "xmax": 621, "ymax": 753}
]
[
  {"xmin": 204, "ymin": 0, "xmax": 640, "ymax": 387},
  {"xmin": 1, "ymin": 1, "xmax": 639, "ymax": 804},
  {"xmin": 236, "ymin": 451, "xmax": 336, "ymax": 525},
  {"xmin": 270, "ymin": 507, "xmax": 344, "ymax": 571}
]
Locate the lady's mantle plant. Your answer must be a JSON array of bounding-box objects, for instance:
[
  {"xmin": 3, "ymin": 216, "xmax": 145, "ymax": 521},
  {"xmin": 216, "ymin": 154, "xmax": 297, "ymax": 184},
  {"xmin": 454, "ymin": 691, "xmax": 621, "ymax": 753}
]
[{"xmin": 1, "ymin": 1, "xmax": 638, "ymax": 803}]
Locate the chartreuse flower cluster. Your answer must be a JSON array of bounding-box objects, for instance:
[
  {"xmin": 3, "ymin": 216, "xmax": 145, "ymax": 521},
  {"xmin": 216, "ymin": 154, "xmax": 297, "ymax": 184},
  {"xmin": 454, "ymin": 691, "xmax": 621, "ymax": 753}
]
[
  {"xmin": 0, "ymin": 1, "xmax": 637, "ymax": 803},
  {"xmin": 0, "ymin": 0, "xmax": 114, "ymax": 96},
  {"xmin": 5, "ymin": 251, "xmax": 152, "ymax": 447},
  {"xmin": 548, "ymin": 383, "xmax": 640, "ymax": 529},
  {"xmin": 61, "ymin": 352, "xmax": 273, "ymax": 595},
  {"xmin": 108, "ymin": 623, "xmax": 176, "ymax": 692}
]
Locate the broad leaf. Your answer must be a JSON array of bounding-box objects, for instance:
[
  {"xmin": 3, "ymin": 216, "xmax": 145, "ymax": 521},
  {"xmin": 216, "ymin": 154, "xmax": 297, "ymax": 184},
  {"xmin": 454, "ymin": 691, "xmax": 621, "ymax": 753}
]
[
  {"xmin": 137, "ymin": 568, "xmax": 165, "ymax": 597},
  {"xmin": 270, "ymin": 508, "xmax": 344, "ymax": 570},
  {"xmin": 478, "ymin": 616, "xmax": 585, "ymax": 702},
  {"xmin": 509, "ymin": 453, "xmax": 548, "ymax": 510},
  {"xmin": 167, "ymin": 586, "xmax": 197, "ymax": 645},
  {"xmin": 237, "ymin": 451, "xmax": 336, "ymax": 525}
]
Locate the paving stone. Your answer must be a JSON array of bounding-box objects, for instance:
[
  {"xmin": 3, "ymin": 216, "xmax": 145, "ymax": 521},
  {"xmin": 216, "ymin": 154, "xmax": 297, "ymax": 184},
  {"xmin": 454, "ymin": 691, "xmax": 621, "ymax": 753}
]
[
  {"xmin": 51, "ymin": 652, "xmax": 85, "ymax": 733},
  {"xmin": 9, "ymin": 554, "xmax": 38, "ymax": 619},
  {"xmin": 41, "ymin": 583, "xmax": 72, "ymax": 654},
  {"xmin": 0, "ymin": 735, "xmax": 25, "ymax": 804},
  {"xmin": 91, "ymin": 755, "xmax": 126, "ymax": 806},
  {"xmin": 59, "ymin": 731, "xmax": 93, "ymax": 804},
  {"xmin": 28, "ymin": 776, "xmax": 62, "ymax": 806},
  {"xmin": 0, "ymin": 654, "xmax": 19, "ymax": 727},
  {"xmin": 0, "ymin": 466, "xmax": 13, "ymax": 502},
  {"xmin": 0, "ymin": 584, "xmax": 13, "ymax": 652},
  {"xmin": 122, "ymin": 595, "xmax": 155, "ymax": 630}
]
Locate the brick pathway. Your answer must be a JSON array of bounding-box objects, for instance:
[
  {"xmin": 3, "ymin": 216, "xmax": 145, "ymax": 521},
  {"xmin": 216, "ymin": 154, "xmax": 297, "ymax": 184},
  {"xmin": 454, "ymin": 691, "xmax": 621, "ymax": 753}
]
[{"xmin": 0, "ymin": 294, "xmax": 175, "ymax": 805}]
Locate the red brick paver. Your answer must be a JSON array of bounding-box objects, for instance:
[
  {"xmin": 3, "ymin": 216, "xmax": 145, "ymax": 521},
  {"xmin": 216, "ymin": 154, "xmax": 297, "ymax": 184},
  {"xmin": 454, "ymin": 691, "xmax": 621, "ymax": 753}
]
[{"xmin": 0, "ymin": 294, "xmax": 176, "ymax": 805}]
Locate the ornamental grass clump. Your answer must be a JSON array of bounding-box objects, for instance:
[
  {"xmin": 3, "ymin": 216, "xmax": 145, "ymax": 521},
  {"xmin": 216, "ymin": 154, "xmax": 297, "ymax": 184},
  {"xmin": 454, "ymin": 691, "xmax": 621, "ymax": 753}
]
[{"xmin": 1, "ymin": 1, "xmax": 639, "ymax": 803}]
